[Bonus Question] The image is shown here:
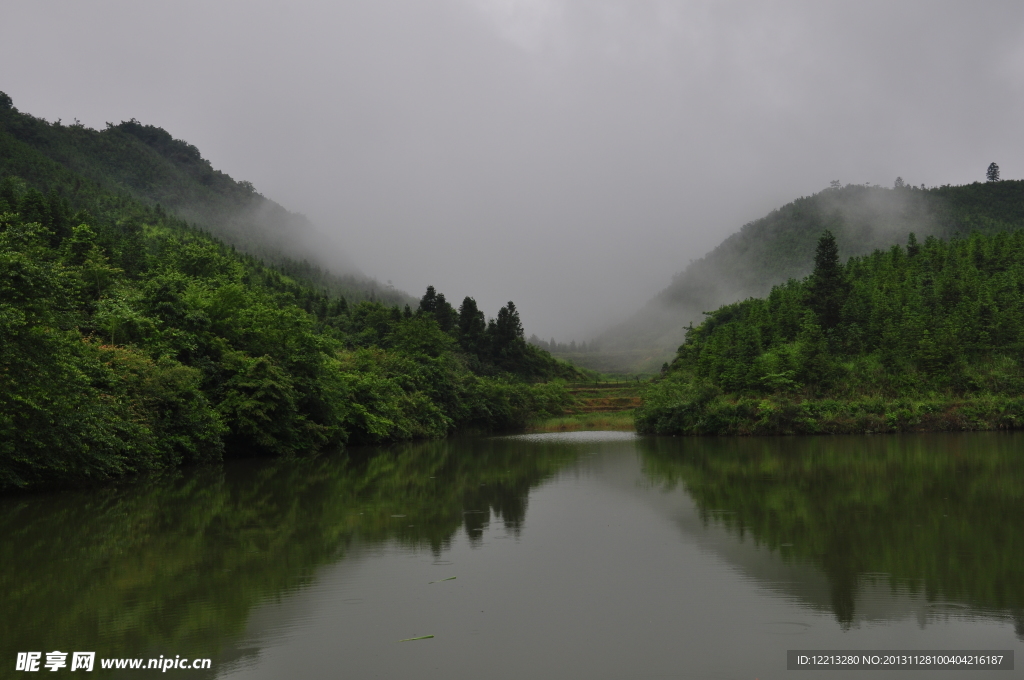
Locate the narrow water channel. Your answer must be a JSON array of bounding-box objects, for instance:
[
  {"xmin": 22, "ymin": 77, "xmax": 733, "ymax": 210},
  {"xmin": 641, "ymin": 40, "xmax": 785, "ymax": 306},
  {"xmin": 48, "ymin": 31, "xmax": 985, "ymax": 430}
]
[{"xmin": 3, "ymin": 431, "xmax": 1022, "ymax": 679}]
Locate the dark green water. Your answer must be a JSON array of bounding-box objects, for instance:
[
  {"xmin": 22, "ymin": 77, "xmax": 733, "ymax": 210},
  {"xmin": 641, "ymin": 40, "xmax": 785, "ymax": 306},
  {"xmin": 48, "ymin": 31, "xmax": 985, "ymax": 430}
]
[{"xmin": 2, "ymin": 431, "xmax": 1023, "ymax": 679}]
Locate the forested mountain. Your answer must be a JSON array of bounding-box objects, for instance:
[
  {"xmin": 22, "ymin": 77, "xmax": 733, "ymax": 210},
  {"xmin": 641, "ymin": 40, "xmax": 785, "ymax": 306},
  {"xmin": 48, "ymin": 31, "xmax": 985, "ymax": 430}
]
[
  {"xmin": 637, "ymin": 228, "xmax": 1024, "ymax": 435},
  {"xmin": 0, "ymin": 91, "xmax": 404, "ymax": 305},
  {"xmin": 586, "ymin": 180, "xmax": 1024, "ymax": 373},
  {"xmin": 0, "ymin": 92, "xmax": 582, "ymax": 490}
]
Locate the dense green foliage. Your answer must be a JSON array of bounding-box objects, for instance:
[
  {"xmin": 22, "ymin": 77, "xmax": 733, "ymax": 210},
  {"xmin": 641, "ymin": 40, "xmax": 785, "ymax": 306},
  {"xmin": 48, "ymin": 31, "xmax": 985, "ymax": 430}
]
[
  {"xmin": 638, "ymin": 227, "xmax": 1024, "ymax": 434},
  {"xmin": 591, "ymin": 180, "xmax": 1024, "ymax": 373},
  {"xmin": 0, "ymin": 96, "xmax": 580, "ymax": 490}
]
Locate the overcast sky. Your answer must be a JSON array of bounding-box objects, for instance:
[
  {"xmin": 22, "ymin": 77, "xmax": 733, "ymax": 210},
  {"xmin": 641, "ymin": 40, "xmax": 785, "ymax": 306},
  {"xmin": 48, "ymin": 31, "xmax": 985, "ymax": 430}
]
[{"xmin": 3, "ymin": 1, "xmax": 1024, "ymax": 340}]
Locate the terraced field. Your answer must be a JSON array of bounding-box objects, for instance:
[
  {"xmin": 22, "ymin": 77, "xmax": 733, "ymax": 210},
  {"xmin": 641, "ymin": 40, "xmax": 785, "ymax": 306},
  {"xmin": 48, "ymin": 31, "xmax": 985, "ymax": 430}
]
[
  {"xmin": 565, "ymin": 382, "xmax": 642, "ymax": 414},
  {"xmin": 528, "ymin": 382, "xmax": 641, "ymax": 432}
]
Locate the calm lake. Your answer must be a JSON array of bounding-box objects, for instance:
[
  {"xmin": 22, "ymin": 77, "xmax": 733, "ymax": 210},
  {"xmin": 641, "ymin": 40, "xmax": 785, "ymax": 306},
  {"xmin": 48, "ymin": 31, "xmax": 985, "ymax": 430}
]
[{"xmin": 3, "ymin": 431, "xmax": 1023, "ymax": 679}]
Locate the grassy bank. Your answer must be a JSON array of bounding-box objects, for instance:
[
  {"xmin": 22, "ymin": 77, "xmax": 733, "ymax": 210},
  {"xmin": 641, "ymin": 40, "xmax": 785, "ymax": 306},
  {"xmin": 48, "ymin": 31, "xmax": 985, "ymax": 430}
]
[
  {"xmin": 527, "ymin": 411, "xmax": 635, "ymax": 432},
  {"xmin": 635, "ymin": 390, "xmax": 1024, "ymax": 436}
]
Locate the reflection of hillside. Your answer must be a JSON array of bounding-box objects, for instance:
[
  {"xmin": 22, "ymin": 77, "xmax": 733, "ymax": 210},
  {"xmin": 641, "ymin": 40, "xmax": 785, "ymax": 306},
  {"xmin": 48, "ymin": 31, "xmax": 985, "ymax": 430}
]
[
  {"xmin": 0, "ymin": 437, "xmax": 587, "ymax": 674},
  {"xmin": 634, "ymin": 433, "xmax": 1024, "ymax": 636}
]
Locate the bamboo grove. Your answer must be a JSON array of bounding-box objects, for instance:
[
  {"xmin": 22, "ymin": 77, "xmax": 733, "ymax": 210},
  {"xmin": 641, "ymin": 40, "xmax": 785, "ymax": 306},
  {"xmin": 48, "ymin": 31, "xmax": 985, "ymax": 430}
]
[{"xmin": 638, "ymin": 227, "xmax": 1024, "ymax": 435}]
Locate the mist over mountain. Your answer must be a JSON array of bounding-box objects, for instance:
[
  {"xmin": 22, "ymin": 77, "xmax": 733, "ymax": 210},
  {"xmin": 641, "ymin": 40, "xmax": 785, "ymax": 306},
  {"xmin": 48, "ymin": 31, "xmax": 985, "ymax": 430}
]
[
  {"xmin": 0, "ymin": 92, "xmax": 409, "ymax": 306},
  {"xmin": 6, "ymin": 3, "xmax": 1024, "ymax": 344},
  {"xmin": 577, "ymin": 179, "xmax": 1024, "ymax": 373}
]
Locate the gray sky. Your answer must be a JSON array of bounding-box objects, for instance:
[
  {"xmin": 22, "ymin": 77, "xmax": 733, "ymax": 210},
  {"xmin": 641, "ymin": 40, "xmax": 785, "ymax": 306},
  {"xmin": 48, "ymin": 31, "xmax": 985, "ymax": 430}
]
[{"xmin": 3, "ymin": 1, "xmax": 1024, "ymax": 340}]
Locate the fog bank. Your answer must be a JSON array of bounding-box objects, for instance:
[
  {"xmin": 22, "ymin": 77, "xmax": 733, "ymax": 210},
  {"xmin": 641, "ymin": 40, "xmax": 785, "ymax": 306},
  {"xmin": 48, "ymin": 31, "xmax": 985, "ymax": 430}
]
[{"xmin": 3, "ymin": 1, "xmax": 1024, "ymax": 339}]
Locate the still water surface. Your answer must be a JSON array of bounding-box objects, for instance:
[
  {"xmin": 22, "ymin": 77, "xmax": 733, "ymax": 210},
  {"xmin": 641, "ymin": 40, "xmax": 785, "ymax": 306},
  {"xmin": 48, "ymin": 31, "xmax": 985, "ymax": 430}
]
[{"xmin": 2, "ymin": 431, "xmax": 1023, "ymax": 679}]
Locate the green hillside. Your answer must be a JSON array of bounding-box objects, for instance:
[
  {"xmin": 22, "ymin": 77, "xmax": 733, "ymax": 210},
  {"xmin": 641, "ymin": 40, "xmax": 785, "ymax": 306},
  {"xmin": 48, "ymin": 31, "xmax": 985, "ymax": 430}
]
[
  {"xmin": 0, "ymin": 91, "xmax": 404, "ymax": 306},
  {"xmin": 637, "ymin": 227, "xmax": 1024, "ymax": 435},
  {"xmin": 587, "ymin": 180, "xmax": 1024, "ymax": 373},
  {"xmin": 0, "ymin": 93, "xmax": 583, "ymax": 491}
]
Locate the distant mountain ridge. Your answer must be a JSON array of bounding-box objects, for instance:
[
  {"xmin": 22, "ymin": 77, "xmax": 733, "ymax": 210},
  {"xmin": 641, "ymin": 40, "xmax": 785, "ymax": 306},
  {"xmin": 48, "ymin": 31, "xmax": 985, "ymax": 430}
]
[
  {"xmin": 581, "ymin": 180, "xmax": 1024, "ymax": 373},
  {"xmin": 0, "ymin": 91, "xmax": 410, "ymax": 305}
]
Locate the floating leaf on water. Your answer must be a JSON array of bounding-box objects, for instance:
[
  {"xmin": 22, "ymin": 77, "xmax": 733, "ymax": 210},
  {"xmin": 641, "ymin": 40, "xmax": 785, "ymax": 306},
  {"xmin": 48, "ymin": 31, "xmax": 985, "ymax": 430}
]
[
  {"xmin": 398, "ymin": 635, "xmax": 434, "ymax": 642},
  {"xmin": 428, "ymin": 577, "xmax": 456, "ymax": 584}
]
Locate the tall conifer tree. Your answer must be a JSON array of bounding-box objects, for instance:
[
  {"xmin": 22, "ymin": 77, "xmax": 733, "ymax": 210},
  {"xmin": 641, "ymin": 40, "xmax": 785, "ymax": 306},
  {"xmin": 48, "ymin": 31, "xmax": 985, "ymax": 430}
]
[{"xmin": 807, "ymin": 230, "xmax": 848, "ymax": 331}]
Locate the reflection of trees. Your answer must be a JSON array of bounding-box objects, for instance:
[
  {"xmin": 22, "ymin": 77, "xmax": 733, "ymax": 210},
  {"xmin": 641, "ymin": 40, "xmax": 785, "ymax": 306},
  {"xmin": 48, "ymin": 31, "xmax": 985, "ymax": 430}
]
[
  {"xmin": 348, "ymin": 437, "xmax": 572, "ymax": 552},
  {"xmin": 637, "ymin": 433, "xmax": 1024, "ymax": 631},
  {"xmin": 0, "ymin": 437, "xmax": 580, "ymax": 673}
]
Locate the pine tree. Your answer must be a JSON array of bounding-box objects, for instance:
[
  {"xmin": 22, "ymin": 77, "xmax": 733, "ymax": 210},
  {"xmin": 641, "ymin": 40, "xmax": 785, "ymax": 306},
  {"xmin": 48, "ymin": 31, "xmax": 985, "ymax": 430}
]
[
  {"xmin": 493, "ymin": 301, "xmax": 523, "ymax": 343},
  {"xmin": 987, "ymin": 162, "xmax": 1000, "ymax": 182},
  {"xmin": 433, "ymin": 292, "xmax": 456, "ymax": 333},
  {"xmin": 418, "ymin": 285, "xmax": 438, "ymax": 314},
  {"xmin": 457, "ymin": 296, "xmax": 486, "ymax": 354},
  {"xmin": 807, "ymin": 230, "xmax": 848, "ymax": 331},
  {"xmin": 489, "ymin": 301, "xmax": 526, "ymax": 369}
]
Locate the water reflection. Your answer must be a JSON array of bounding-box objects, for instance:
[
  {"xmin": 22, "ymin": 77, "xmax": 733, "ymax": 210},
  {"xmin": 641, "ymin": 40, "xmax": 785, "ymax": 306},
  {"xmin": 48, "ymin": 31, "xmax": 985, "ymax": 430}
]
[
  {"xmin": 0, "ymin": 436, "xmax": 586, "ymax": 674},
  {"xmin": 636, "ymin": 432, "xmax": 1024, "ymax": 636},
  {"xmin": 2, "ymin": 430, "xmax": 1022, "ymax": 679}
]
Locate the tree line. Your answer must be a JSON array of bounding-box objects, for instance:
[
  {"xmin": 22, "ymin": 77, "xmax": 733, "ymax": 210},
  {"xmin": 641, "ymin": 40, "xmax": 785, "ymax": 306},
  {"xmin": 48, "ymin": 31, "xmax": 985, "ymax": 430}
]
[{"xmin": 527, "ymin": 335, "xmax": 600, "ymax": 354}]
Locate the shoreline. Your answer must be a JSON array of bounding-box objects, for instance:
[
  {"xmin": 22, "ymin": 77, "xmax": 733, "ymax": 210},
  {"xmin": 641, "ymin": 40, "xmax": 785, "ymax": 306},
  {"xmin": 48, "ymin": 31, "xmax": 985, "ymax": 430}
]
[
  {"xmin": 635, "ymin": 394, "xmax": 1024, "ymax": 436},
  {"xmin": 526, "ymin": 411, "xmax": 636, "ymax": 433}
]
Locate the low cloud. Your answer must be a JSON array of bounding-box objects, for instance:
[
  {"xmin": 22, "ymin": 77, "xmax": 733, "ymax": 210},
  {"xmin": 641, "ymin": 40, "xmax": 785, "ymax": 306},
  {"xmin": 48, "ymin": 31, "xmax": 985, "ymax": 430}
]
[{"xmin": 2, "ymin": 0, "xmax": 1023, "ymax": 340}]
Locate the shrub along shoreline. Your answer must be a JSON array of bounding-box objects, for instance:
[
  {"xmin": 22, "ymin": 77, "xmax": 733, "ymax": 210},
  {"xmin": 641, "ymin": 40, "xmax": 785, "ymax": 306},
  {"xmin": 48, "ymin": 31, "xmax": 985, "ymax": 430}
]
[{"xmin": 636, "ymin": 389, "xmax": 1024, "ymax": 436}]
